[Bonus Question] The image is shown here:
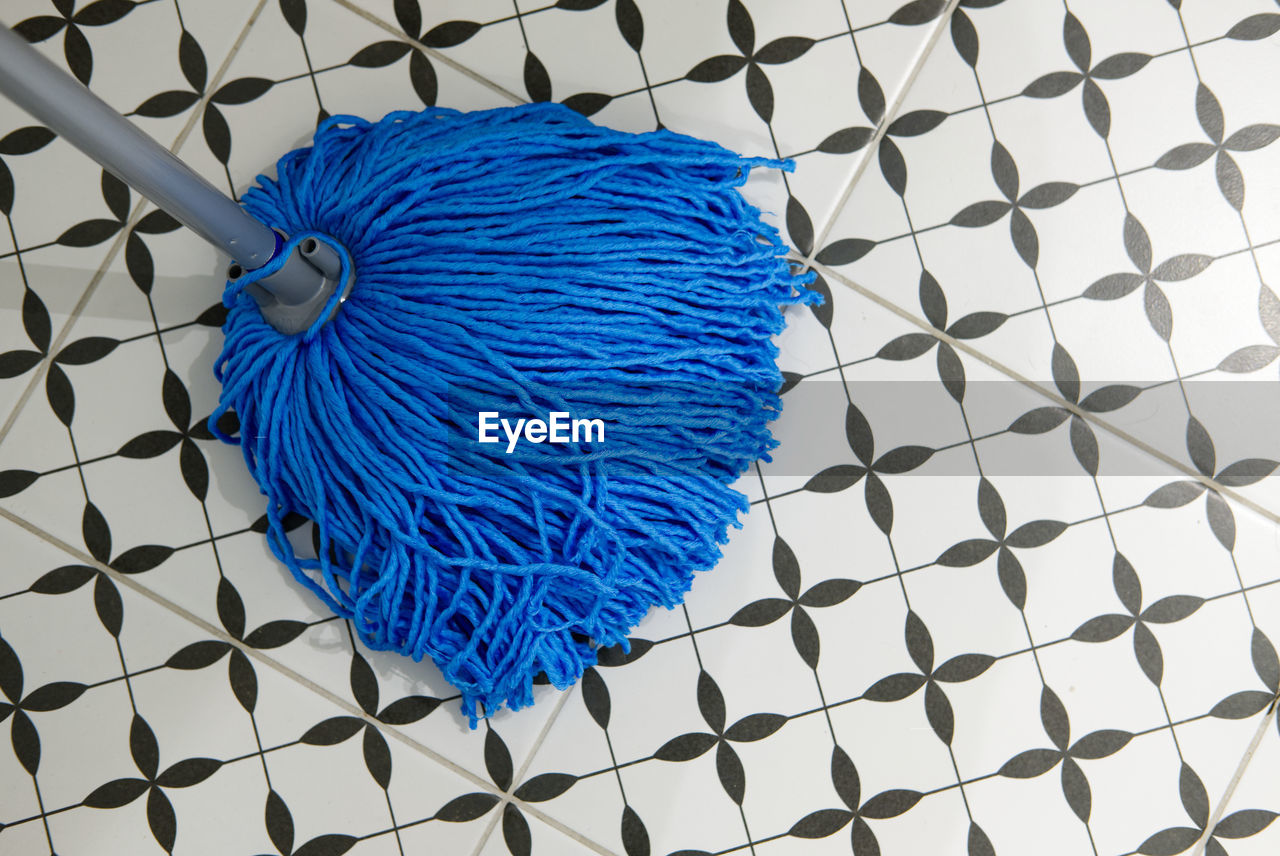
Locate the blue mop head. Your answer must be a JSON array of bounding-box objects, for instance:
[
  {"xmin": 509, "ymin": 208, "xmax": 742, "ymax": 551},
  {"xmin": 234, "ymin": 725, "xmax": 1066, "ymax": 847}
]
[{"xmin": 211, "ymin": 102, "xmax": 817, "ymax": 723}]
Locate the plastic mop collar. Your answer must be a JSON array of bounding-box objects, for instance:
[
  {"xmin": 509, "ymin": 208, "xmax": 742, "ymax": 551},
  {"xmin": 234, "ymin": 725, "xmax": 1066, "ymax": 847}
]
[
  {"xmin": 0, "ymin": 26, "xmax": 817, "ymax": 722},
  {"xmin": 213, "ymin": 103, "xmax": 817, "ymax": 721}
]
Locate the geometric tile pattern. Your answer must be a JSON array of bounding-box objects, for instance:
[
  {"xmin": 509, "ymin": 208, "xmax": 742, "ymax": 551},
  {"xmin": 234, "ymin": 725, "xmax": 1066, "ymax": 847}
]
[{"xmin": 1, "ymin": 0, "xmax": 1278, "ymax": 854}]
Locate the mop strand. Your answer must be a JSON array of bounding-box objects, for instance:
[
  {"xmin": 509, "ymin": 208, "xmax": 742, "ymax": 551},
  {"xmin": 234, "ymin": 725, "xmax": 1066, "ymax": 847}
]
[{"xmin": 211, "ymin": 102, "xmax": 818, "ymax": 722}]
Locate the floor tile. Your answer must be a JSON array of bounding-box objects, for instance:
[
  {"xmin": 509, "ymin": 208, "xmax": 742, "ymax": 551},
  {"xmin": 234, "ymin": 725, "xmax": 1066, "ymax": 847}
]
[
  {"xmin": 475, "ymin": 809, "xmax": 606, "ymax": 856},
  {"xmin": 0, "ymin": 0, "xmax": 571, "ymax": 787},
  {"xmin": 1204, "ymin": 582, "xmax": 1280, "ymax": 855},
  {"xmin": 499, "ymin": 282, "xmax": 1280, "ymax": 854},
  {"xmin": 0, "ymin": 0, "xmax": 259, "ymax": 428},
  {"xmin": 817, "ymin": 0, "xmax": 1280, "ymax": 521},
  {"xmin": 0, "ymin": 514, "xmax": 498, "ymax": 855}
]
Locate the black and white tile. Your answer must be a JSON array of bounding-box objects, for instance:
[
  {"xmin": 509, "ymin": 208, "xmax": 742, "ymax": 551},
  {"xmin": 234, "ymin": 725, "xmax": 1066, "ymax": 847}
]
[{"xmin": 1, "ymin": 0, "xmax": 1278, "ymax": 853}]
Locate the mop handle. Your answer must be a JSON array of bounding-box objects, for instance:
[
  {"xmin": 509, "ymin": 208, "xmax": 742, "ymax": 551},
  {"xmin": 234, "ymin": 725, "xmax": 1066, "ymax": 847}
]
[{"xmin": 0, "ymin": 24, "xmax": 331, "ymax": 308}]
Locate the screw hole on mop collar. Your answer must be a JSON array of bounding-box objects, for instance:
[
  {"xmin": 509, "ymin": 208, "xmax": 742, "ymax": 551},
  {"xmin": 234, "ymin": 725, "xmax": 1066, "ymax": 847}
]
[{"xmin": 227, "ymin": 262, "xmax": 244, "ymax": 280}]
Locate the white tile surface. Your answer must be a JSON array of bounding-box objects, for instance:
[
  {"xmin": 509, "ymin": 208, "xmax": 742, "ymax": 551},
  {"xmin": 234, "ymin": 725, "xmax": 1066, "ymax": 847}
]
[{"xmin": 2, "ymin": 0, "xmax": 1279, "ymax": 854}]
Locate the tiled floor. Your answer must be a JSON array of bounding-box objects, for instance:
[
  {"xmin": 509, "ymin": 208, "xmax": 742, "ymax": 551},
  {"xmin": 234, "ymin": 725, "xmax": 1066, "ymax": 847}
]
[{"xmin": 1, "ymin": 0, "xmax": 1278, "ymax": 854}]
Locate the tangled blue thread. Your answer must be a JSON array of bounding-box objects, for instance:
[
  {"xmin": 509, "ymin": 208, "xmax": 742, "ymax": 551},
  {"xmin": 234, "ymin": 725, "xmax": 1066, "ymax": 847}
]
[{"xmin": 211, "ymin": 102, "xmax": 818, "ymax": 723}]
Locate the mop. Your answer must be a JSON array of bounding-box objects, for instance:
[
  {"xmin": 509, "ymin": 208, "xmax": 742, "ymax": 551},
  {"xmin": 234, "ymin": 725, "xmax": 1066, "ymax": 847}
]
[{"xmin": 0, "ymin": 25, "xmax": 817, "ymax": 722}]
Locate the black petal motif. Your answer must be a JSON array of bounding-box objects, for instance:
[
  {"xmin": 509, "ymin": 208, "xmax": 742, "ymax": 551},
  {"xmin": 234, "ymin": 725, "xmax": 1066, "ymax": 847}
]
[
  {"xmin": 362, "ymin": 725, "xmax": 392, "ymax": 789},
  {"xmin": 889, "ymin": 0, "xmax": 947, "ymax": 26},
  {"xmin": 83, "ymin": 502, "xmax": 112, "ymax": 563},
  {"xmin": 654, "ymin": 732, "xmax": 718, "ymax": 762},
  {"xmin": 30, "ymin": 564, "xmax": 95, "ymax": 594},
  {"xmin": 815, "ymin": 238, "xmax": 875, "ymax": 266},
  {"xmin": 229, "ymin": 649, "xmax": 257, "ymax": 712},
  {"xmin": 999, "ymin": 748, "xmax": 1061, "ymax": 778},
  {"xmin": 621, "ymin": 804, "xmax": 650, "ymax": 856},
  {"xmin": 55, "ymin": 336, "xmax": 118, "ymax": 365},
  {"xmin": 729, "ymin": 597, "xmax": 792, "ymax": 627},
  {"xmin": 724, "ymin": 713, "xmax": 786, "ymax": 742},
  {"xmin": 696, "ymin": 670, "xmax": 726, "ymax": 735},
  {"xmin": 484, "ymin": 727, "xmax": 513, "ymax": 791},
  {"xmin": 1069, "ymin": 730, "xmax": 1132, "ymax": 760},
  {"xmin": 523, "ymin": 53, "xmax": 552, "ymax": 102},
  {"xmin": 20, "ymin": 681, "xmax": 86, "ymax": 712},
  {"xmin": 786, "ymin": 197, "xmax": 814, "ymax": 258},
  {"xmin": 436, "ymin": 792, "xmax": 501, "ymax": 822},
  {"xmin": 562, "ymin": 93, "xmax": 612, "ymax": 117},
  {"xmin": 165, "ymin": 640, "xmax": 232, "ymax": 670},
  {"xmin": 715, "ymin": 741, "xmax": 746, "ymax": 804},
  {"xmin": 858, "ymin": 68, "xmax": 885, "ymax": 123},
  {"xmin": 1214, "ymin": 810, "xmax": 1278, "ymax": 839},
  {"xmin": 503, "ymin": 803, "xmax": 531, "ymax": 856},
  {"xmin": 421, "ymin": 21, "xmax": 482, "ymax": 48},
  {"xmin": 754, "ymin": 37, "xmax": 813, "ymax": 65},
  {"xmin": 514, "ymin": 772, "xmax": 577, "ymax": 802},
  {"xmin": 243, "ymin": 620, "xmax": 307, "ymax": 650},
  {"xmin": 212, "ymin": 77, "xmax": 274, "ymax": 105},
  {"xmin": 131, "ymin": 714, "xmax": 159, "ymax": 780},
  {"xmin": 300, "ymin": 716, "xmax": 365, "ymax": 746},
  {"xmin": 864, "ymin": 672, "xmax": 927, "ymax": 702},
  {"xmin": 745, "ymin": 64, "xmax": 773, "ymax": 122},
  {"xmin": 406, "ymin": 49, "xmax": 438, "ymax": 106},
  {"xmin": 377, "ymin": 694, "xmax": 440, "ymax": 724},
  {"xmin": 790, "ymin": 808, "xmax": 854, "ymax": 838},
  {"xmin": 860, "ymin": 789, "xmax": 923, "ymax": 819},
  {"xmin": 818, "ymin": 127, "xmax": 874, "ymax": 154},
  {"xmin": 83, "ymin": 776, "xmax": 150, "ymax": 809},
  {"xmin": 266, "ymin": 789, "xmax": 294, "ymax": 856},
  {"xmin": 94, "ymin": 574, "xmax": 122, "ymax": 635},
  {"xmin": 349, "ymin": 652, "xmax": 379, "ymax": 715},
  {"xmin": 348, "ymin": 41, "xmax": 413, "ymax": 68},
  {"xmin": 57, "ymin": 218, "xmax": 122, "ymax": 249},
  {"xmin": 293, "ymin": 834, "xmax": 357, "ymax": 856},
  {"xmin": 112, "ymin": 545, "xmax": 174, "ymax": 575},
  {"xmin": 202, "ymin": 104, "xmax": 232, "ymax": 164},
  {"xmin": 156, "ymin": 757, "xmax": 221, "ymax": 788},
  {"xmin": 615, "ymin": 0, "xmax": 643, "ymax": 51}
]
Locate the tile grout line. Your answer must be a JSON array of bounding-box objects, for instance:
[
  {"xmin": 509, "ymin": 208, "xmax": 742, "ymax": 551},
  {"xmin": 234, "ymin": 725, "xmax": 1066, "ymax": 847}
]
[
  {"xmin": 468, "ymin": 809, "xmax": 505, "ymax": 856},
  {"xmin": 0, "ymin": 498, "xmax": 499, "ymax": 790},
  {"xmin": 967, "ymin": 12, "xmax": 1159, "ymax": 845},
  {"xmin": 1192, "ymin": 701, "xmax": 1278, "ymax": 856},
  {"xmin": 1, "ymin": 4, "xmax": 604, "ymax": 842},
  {"xmin": 813, "ymin": 7, "xmax": 1003, "ymax": 846},
  {"xmin": 270, "ymin": 7, "xmax": 960, "ymax": 848},
  {"xmin": 7, "ymin": 7, "xmax": 946, "ymax": 852},
  {"xmin": 0, "ymin": 0, "xmax": 270, "ymax": 454},
  {"xmin": 0, "ymin": 217, "xmax": 131, "ymax": 450},
  {"xmin": 23, "ymin": 4, "xmax": 1277, "ymax": 849},
  {"xmin": 326, "ymin": 0, "xmax": 526, "ymax": 105},
  {"xmin": 467, "ymin": 688, "xmax": 612, "ymax": 856},
  {"xmin": 799, "ymin": 3, "xmax": 1280, "ymax": 526},
  {"xmin": 3, "ymin": 4, "xmax": 1274, "ymax": 853},
  {"xmin": 812, "ymin": 258, "xmax": 1280, "ymax": 527},
  {"xmin": 324, "ymin": 0, "xmax": 964, "ymax": 256},
  {"xmin": 809, "ymin": 0, "xmax": 961, "ymax": 253},
  {"xmin": 0, "ymin": 502, "xmax": 621, "ymax": 856}
]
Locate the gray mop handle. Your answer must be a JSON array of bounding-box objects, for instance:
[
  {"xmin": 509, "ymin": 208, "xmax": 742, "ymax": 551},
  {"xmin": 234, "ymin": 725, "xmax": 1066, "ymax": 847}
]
[{"xmin": 0, "ymin": 24, "xmax": 328, "ymax": 306}]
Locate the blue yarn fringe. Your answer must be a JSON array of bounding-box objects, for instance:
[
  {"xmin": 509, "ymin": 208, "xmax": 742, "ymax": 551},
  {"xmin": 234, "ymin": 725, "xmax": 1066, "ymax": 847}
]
[{"xmin": 211, "ymin": 102, "xmax": 818, "ymax": 723}]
